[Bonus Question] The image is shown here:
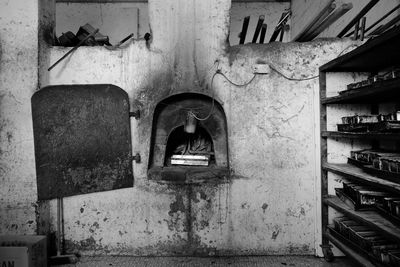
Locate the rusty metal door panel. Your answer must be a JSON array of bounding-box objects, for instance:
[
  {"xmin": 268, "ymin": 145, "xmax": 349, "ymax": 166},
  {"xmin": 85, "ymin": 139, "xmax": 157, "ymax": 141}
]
[{"xmin": 32, "ymin": 84, "xmax": 133, "ymax": 200}]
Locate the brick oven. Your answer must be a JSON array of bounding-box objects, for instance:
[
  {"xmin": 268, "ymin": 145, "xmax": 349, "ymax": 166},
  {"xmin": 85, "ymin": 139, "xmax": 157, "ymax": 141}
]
[{"xmin": 147, "ymin": 92, "xmax": 229, "ymax": 183}]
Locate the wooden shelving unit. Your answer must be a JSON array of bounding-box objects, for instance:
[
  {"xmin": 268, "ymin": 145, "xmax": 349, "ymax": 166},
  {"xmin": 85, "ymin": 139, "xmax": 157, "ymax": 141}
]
[{"xmin": 320, "ymin": 27, "xmax": 400, "ymax": 266}]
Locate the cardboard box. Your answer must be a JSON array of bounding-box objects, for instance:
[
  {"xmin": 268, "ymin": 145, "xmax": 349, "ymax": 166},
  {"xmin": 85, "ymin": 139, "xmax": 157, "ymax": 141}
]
[
  {"xmin": 0, "ymin": 247, "xmax": 29, "ymax": 267},
  {"xmin": 0, "ymin": 235, "xmax": 47, "ymax": 267}
]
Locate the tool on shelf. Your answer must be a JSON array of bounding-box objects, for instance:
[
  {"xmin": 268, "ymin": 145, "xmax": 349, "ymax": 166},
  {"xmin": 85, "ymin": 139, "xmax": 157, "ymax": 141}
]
[
  {"xmin": 269, "ymin": 10, "xmax": 291, "ymax": 42},
  {"xmin": 279, "ymin": 24, "xmax": 285, "ymax": 42},
  {"xmin": 370, "ymin": 12, "xmax": 400, "ymax": 36},
  {"xmin": 300, "ymin": 3, "xmax": 352, "ymax": 42},
  {"xmin": 76, "ymin": 23, "xmax": 111, "ymax": 46},
  {"xmin": 104, "ymin": 33, "xmax": 134, "ymax": 50},
  {"xmin": 252, "ymin": 15, "xmax": 265, "ymax": 43},
  {"xmin": 345, "ymin": 4, "xmax": 400, "ymax": 37},
  {"xmin": 354, "ymin": 19, "xmax": 360, "ymax": 40},
  {"xmin": 48, "ymin": 28, "xmax": 99, "ymax": 71},
  {"xmin": 239, "ymin": 16, "xmax": 250, "ymax": 44},
  {"xmin": 259, "ymin": 24, "xmax": 267, "ymax": 44},
  {"xmin": 293, "ymin": 0, "xmax": 335, "ymax": 41},
  {"xmin": 359, "ymin": 17, "xmax": 367, "ymax": 41},
  {"xmin": 337, "ymin": 0, "xmax": 380, "ymax": 38}
]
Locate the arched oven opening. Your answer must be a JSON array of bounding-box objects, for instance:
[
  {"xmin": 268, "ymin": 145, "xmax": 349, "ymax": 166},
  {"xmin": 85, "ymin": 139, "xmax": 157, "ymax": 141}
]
[
  {"xmin": 148, "ymin": 93, "xmax": 229, "ymax": 183},
  {"xmin": 164, "ymin": 125, "xmax": 216, "ymax": 167}
]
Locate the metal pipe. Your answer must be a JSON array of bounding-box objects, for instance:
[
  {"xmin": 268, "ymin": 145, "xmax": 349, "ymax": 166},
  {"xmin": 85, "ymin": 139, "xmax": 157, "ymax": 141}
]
[
  {"xmin": 337, "ymin": 0, "xmax": 380, "ymax": 37},
  {"xmin": 370, "ymin": 12, "xmax": 400, "ymax": 36},
  {"xmin": 354, "ymin": 19, "xmax": 360, "ymax": 40},
  {"xmin": 360, "ymin": 17, "xmax": 366, "ymax": 41},
  {"xmin": 104, "ymin": 33, "xmax": 134, "ymax": 50},
  {"xmin": 60, "ymin": 197, "xmax": 65, "ymax": 254},
  {"xmin": 293, "ymin": 0, "xmax": 335, "ymax": 41},
  {"xmin": 279, "ymin": 26, "xmax": 284, "ymax": 42},
  {"xmin": 57, "ymin": 197, "xmax": 61, "ymax": 256},
  {"xmin": 48, "ymin": 29, "xmax": 99, "ymax": 71},
  {"xmin": 269, "ymin": 12, "xmax": 286, "ymax": 42},
  {"xmin": 369, "ymin": 24, "xmax": 384, "ymax": 36},
  {"xmin": 298, "ymin": 3, "xmax": 336, "ymax": 42},
  {"xmin": 252, "ymin": 15, "xmax": 265, "ymax": 43},
  {"xmin": 345, "ymin": 4, "xmax": 400, "ymax": 37},
  {"xmin": 259, "ymin": 23, "xmax": 267, "ymax": 43},
  {"xmin": 239, "ymin": 16, "xmax": 250, "ymax": 44},
  {"xmin": 276, "ymin": 11, "xmax": 291, "ymax": 29},
  {"xmin": 50, "ymin": 198, "xmax": 78, "ymax": 264},
  {"xmin": 301, "ymin": 3, "xmax": 353, "ymax": 41}
]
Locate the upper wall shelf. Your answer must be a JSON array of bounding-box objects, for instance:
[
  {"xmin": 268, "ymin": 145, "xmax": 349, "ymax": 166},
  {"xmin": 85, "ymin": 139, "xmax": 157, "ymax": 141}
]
[
  {"xmin": 320, "ymin": 27, "xmax": 400, "ymax": 72},
  {"xmin": 321, "ymin": 78, "xmax": 400, "ymax": 104}
]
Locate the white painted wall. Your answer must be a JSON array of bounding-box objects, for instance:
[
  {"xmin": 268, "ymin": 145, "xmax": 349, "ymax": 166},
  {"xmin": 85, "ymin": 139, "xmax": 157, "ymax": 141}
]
[{"xmin": 291, "ymin": 0, "xmax": 400, "ymax": 40}]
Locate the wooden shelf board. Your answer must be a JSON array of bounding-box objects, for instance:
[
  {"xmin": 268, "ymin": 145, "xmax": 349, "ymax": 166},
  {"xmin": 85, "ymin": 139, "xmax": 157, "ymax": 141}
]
[
  {"xmin": 324, "ymin": 196, "xmax": 400, "ymax": 243},
  {"xmin": 321, "ymin": 131, "xmax": 400, "ymax": 140},
  {"xmin": 323, "ymin": 162, "xmax": 400, "ymax": 193},
  {"xmin": 320, "ymin": 27, "xmax": 400, "ymax": 72},
  {"xmin": 321, "ymin": 78, "xmax": 400, "ymax": 104},
  {"xmin": 325, "ymin": 232, "xmax": 377, "ymax": 267}
]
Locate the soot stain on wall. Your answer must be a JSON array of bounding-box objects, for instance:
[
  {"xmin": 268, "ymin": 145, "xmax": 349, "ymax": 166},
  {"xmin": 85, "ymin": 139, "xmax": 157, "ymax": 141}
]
[{"xmin": 63, "ymin": 184, "xmax": 226, "ymax": 255}]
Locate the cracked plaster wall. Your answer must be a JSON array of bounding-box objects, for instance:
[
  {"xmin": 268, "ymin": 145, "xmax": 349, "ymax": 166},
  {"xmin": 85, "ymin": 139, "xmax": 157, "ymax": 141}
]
[
  {"xmin": 0, "ymin": 0, "xmax": 39, "ymax": 235},
  {"xmin": 1, "ymin": 0, "xmax": 358, "ymax": 256}
]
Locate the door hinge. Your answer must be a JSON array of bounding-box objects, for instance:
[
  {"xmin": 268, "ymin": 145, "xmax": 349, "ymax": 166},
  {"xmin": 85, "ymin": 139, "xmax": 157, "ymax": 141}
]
[
  {"xmin": 132, "ymin": 153, "xmax": 141, "ymax": 163},
  {"xmin": 129, "ymin": 110, "xmax": 140, "ymax": 120}
]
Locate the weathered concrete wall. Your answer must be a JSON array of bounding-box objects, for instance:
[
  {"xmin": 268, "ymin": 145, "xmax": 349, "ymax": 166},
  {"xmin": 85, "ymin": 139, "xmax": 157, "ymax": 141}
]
[
  {"xmin": 40, "ymin": 4, "xmax": 357, "ymax": 254},
  {"xmin": 2, "ymin": 0, "xmax": 359, "ymax": 257},
  {"xmin": 41, "ymin": 38, "xmax": 357, "ymax": 256},
  {"xmin": 291, "ymin": 0, "xmax": 400, "ymax": 40},
  {"xmin": 0, "ymin": 0, "xmax": 39, "ymax": 234}
]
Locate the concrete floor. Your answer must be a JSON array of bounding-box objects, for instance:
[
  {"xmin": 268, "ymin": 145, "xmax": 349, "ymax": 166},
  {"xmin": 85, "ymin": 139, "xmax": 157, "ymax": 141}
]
[{"xmin": 54, "ymin": 256, "xmax": 356, "ymax": 267}]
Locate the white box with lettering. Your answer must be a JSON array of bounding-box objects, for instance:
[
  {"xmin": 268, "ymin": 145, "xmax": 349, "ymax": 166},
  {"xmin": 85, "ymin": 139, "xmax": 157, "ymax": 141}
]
[{"xmin": 0, "ymin": 235, "xmax": 47, "ymax": 267}]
